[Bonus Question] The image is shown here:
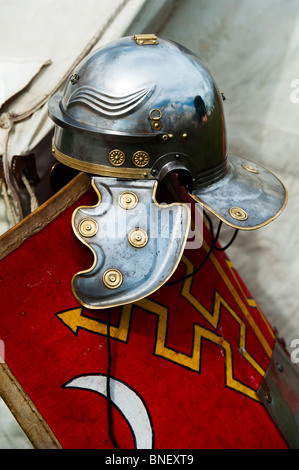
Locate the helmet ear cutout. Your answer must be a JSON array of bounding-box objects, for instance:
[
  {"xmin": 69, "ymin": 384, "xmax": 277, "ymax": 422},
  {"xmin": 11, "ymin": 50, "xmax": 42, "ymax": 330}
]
[
  {"xmin": 153, "ymin": 168, "xmax": 193, "ymax": 206},
  {"xmin": 151, "ymin": 152, "xmax": 194, "ymax": 184}
]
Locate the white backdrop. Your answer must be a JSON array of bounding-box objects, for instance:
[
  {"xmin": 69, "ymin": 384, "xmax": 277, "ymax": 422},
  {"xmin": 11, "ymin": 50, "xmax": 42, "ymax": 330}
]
[{"xmin": 160, "ymin": 0, "xmax": 299, "ymax": 352}]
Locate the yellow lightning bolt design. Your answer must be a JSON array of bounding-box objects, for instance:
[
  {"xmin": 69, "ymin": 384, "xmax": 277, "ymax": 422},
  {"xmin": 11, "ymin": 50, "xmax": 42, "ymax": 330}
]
[{"xmin": 135, "ymin": 297, "xmax": 260, "ymax": 402}]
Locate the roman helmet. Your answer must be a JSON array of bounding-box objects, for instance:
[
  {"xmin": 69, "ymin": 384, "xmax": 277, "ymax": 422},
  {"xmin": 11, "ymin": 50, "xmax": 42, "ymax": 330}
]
[{"xmin": 48, "ymin": 34, "xmax": 287, "ymax": 308}]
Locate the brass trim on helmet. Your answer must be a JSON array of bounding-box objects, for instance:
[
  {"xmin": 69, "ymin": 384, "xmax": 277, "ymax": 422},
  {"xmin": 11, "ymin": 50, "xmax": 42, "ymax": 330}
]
[
  {"xmin": 108, "ymin": 149, "xmax": 126, "ymax": 167},
  {"xmin": 134, "ymin": 34, "xmax": 158, "ymax": 46},
  {"xmin": 132, "ymin": 151, "xmax": 150, "ymax": 167},
  {"xmin": 102, "ymin": 269, "xmax": 123, "ymax": 289},
  {"xmin": 128, "ymin": 228, "xmax": 149, "ymax": 248},
  {"xmin": 118, "ymin": 191, "xmax": 139, "ymax": 210},
  {"xmin": 229, "ymin": 207, "xmax": 248, "ymax": 221},
  {"xmin": 52, "ymin": 141, "xmax": 153, "ymax": 179}
]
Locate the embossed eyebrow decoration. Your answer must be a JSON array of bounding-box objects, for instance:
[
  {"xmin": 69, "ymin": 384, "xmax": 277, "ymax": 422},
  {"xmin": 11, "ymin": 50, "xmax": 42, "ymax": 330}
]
[{"xmin": 68, "ymin": 85, "xmax": 155, "ymax": 117}]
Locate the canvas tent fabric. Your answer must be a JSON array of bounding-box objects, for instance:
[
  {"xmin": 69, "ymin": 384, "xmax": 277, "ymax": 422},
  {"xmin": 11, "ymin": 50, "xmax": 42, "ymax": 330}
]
[
  {"xmin": 0, "ymin": 0, "xmax": 130, "ymax": 228},
  {"xmin": 0, "ymin": 0, "xmax": 174, "ymax": 228}
]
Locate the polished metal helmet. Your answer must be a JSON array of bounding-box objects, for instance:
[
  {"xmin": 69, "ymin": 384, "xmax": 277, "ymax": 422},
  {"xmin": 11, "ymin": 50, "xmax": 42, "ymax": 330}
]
[
  {"xmin": 49, "ymin": 34, "xmax": 287, "ymax": 230},
  {"xmin": 48, "ymin": 34, "xmax": 287, "ymax": 309}
]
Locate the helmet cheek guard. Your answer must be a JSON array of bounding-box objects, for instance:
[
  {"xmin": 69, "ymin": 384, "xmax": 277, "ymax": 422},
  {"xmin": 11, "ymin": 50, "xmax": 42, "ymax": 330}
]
[
  {"xmin": 48, "ymin": 34, "xmax": 287, "ymax": 308},
  {"xmin": 70, "ymin": 177, "xmax": 190, "ymax": 309}
]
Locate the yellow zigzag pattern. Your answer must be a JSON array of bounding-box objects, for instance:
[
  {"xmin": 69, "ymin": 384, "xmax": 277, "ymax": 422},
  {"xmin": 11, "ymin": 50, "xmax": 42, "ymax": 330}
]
[
  {"xmin": 188, "ymin": 223, "xmax": 273, "ymax": 358},
  {"xmin": 180, "ymin": 255, "xmax": 270, "ymax": 375},
  {"xmin": 114, "ymin": 249, "xmax": 271, "ymax": 400},
  {"xmin": 135, "ymin": 297, "xmax": 260, "ymax": 402}
]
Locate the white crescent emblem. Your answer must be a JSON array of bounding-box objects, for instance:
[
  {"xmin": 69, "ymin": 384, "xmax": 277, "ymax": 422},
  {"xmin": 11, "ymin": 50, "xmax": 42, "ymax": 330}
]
[{"xmin": 64, "ymin": 374, "xmax": 154, "ymax": 449}]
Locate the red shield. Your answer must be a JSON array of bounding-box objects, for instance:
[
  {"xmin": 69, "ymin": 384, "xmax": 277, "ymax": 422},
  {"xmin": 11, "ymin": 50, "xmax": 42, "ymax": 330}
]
[{"xmin": 0, "ymin": 173, "xmax": 288, "ymax": 449}]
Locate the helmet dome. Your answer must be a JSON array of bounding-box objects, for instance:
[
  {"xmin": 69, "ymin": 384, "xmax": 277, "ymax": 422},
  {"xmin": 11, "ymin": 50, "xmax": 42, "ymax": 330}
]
[
  {"xmin": 49, "ymin": 35, "xmax": 226, "ymax": 182},
  {"xmin": 49, "ymin": 35, "xmax": 287, "ymax": 230}
]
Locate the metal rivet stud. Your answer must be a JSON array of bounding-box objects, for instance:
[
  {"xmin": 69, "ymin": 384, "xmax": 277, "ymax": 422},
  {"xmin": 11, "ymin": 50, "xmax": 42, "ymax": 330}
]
[
  {"xmin": 229, "ymin": 207, "xmax": 248, "ymax": 221},
  {"xmin": 70, "ymin": 73, "xmax": 79, "ymax": 84},
  {"xmin": 149, "ymin": 108, "xmax": 162, "ymax": 131},
  {"xmin": 118, "ymin": 192, "xmax": 138, "ymax": 210},
  {"xmin": 103, "ymin": 269, "xmax": 123, "ymax": 289},
  {"xmin": 128, "ymin": 229, "xmax": 148, "ymax": 248},
  {"xmin": 79, "ymin": 219, "xmax": 98, "ymax": 237}
]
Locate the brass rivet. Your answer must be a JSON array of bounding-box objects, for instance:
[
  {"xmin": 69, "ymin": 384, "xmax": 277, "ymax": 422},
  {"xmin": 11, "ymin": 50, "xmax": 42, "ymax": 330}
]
[
  {"xmin": 70, "ymin": 73, "xmax": 79, "ymax": 84},
  {"xmin": 162, "ymin": 134, "xmax": 168, "ymax": 141},
  {"xmin": 108, "ymin": 149, "xmax": 126, "ymax": 166},
  {"xmin": 229, "ymin": 207, "xmax": 248, "ymax": 221},
  {"xmin": 103, "ymin": 269, "xmax": 123, "ymax": 289},
  {"xmin": 152, "ymin": 121, "xmax": 162, "ymax": 130},
  {"xmin": 168, "ymin": 134, "xmax": 173, "ymax": 139},
  {"xmin": 132, "ymin": 151, "xmax": 150, "ymax": 168},
  {"xmin": 182, "ymin": 133, "xmax": 188, "ymax": 138},
  {"xmin": 242, "ymin": 164, "xmax": 259, "ymax": 174},
  {"xmin": 149, "ymin": 108, "xmax": 162, "ymax": 131},
  {"xmin": 118, "ymin": 191, "xmax": 138, "ymax": 210},
  {"xmin": 78, "ymin": 219, "xmax": 98, "ymax": 237},
  {"xmin": 128, "ymin": 229, "xmax": 148, "ymax": 248}
]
